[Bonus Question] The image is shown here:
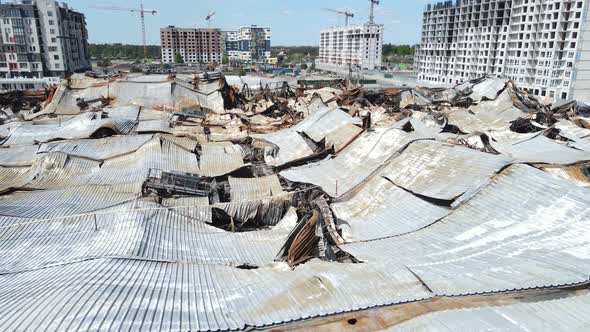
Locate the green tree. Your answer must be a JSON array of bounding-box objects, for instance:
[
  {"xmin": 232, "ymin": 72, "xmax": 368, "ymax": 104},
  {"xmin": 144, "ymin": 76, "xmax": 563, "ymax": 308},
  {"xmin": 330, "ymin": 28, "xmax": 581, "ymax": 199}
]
[
  {"xmin": 174, "ymin": 53, "xmax": 184, "ymax": 64},
  {"xmin": 277, "ymin": 55, "xmax": 285, "ymax": 64},
  {"xmin": 310, "ymin": 62, "xmax": 316, "ymax": 71},
  {"xmin": 222, "ymin": 55, "xmax": 229, "ymax": 64},
  {"xmin": 97, "ymin": 59, "xmax": 112, "ymax": 67},
  {"xmin": 88, "ymin": 43, "xmax": 161, "ymax": 60},
  {"xmin": 382, "ymin": 44, "xmax": 416, "ymax": 58},
  {"xmin": 237, "ymin": 67, "xmax": 246, "ymax": 76}
]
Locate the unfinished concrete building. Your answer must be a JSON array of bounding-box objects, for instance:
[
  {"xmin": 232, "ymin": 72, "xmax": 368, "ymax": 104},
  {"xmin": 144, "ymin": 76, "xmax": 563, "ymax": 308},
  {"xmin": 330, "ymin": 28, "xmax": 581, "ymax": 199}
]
[
  {"xmin": 0, "ymin": 0, "xmax": 90, "ymax": 78},
  {"xmin": 160, "ymin": 26, "xmax": 222, "ymax": 64},
  {"xmin": 415, "ymin": 0, "xmax": 590, "ymax": 102},
  {"xmin": 317, "ymin": 23, "xmax": 384, "ymax": 71}
]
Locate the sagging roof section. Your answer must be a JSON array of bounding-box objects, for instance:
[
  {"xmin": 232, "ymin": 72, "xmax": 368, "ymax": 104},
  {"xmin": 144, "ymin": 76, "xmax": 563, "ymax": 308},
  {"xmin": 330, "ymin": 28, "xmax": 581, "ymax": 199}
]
[{"xmin": 0, "ymin": 73, "xmax": 589, "ymax": 330}]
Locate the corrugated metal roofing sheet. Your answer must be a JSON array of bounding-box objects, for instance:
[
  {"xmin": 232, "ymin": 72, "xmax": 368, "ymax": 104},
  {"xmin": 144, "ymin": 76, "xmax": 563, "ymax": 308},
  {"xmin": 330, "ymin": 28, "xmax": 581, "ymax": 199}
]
[
  {"xmin": 161, "ymin": 196, "xmax": 212, "ymax": 222},
  {"xmin": 134, "ymin": 119, "xmax": 173, "ymax": 134},
  {"xmin": 491, "ymin": 131, "xmax": 590, "ymax": 164},
  {"xmin": 555, "ymin": 119, "xmax": 590, "ymax": 152},
  {"xmin": 389, "ymin": 292, "xmax": 590, "ymax": 331},
  {"xmin": 252, "ymin": 130, "xmax": 315, "ymax": 166},
  {"xmin": 297, "ymin": 108, "xmax": 362, "ymax": 152},
  {"xmin": 381, "ymin": 140, "xmax": 512, "ymax": 201},
  {"xmin": 91, "ymin": 137, "xmax": 200, "ymax": 193},
  {"xmin": 199, "ymin": 142, "xmax": 244, "ymax": 177},
  {"xmin": 281, "ymin": 127, "xmax": 414, "ymax": 197},
  {"xmin": 0, "ymin": 166, "xmax": 30, "ymax": 193},
  {"xmin": 229, "ymin": 175, "xmax": 284, "ymax": 201},
  {"xmin": 38, "ymin": 135, "xmax": 153, "ymax": 160},
  {"xmin": 343, "ymin": 164, "xmax": 590, "ymax": 296},
  {"xmin": 103, "ymin": 105, "xmax": 140, "ymax": 120},
  {"xmin": 215, "ymin": 195, "xmax": 294, "ymax": 227},
  {"xmin": 3, "ymin": 76, "xmax": 590, "ymax": 330},
  {"xmin": 2, "ymin": 113, "xmax": 136, "ymax": 147},
  {"xmin": 112, "ymin": 80, "xmax": 174, "ymax": 108},
  {"xmin": 174, "ymin": 82, "xmax": 225, "ymax": 112},
  {"xmin": 455, "ymin": 77, "xmax": 506, "ymax": 102},
  {"xmin": 0, "ymin": 144, "xmax": 39, "ymax": 166},
  {"xmin": 332, "ymin": 176, "xmax": 450, "ymax": 242},
  {"xmin": 0, "ymin": 203, "xmax": 300, "ymax": 273},
  {"xmin": 138, "ymin": 108, "xmax": 173, "ymax": 121},
  {"xmin": 161, "ymin": 135, "xmax": 198, "ymax": 152},
  {"xmin": 23, "ymin": 153, "xmax": 102, "ymax": 190},
  {"xmin": 0, "ymin": 257, "xmax": 430, "ymax": 331},
  {"xmin": 543, "ymin": 165, "xmax": 590, "ymax": 187},
  {"xmin": 5, "ymin": 137, "xmax": 199, "ymax": 194},
  {"xmin": 225, "ymin": 75, "xmax": 296, "ymax": 92},
  {"xmin": 0, "ymin": 185, "xmax": 138, "ymax": 219}
]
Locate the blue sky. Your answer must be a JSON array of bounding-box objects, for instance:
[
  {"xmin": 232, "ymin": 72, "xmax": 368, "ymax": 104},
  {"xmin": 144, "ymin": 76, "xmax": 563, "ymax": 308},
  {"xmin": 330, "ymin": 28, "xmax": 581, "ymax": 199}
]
[{"xmin": 67, "ymin": 0, "xmax": 431, "ymax": 46}]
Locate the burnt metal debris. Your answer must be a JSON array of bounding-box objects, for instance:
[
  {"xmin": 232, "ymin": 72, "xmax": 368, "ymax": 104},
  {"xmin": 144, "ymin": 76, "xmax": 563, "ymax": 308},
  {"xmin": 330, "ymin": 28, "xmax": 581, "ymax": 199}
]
[
  {"xmin": 143, "ymin": 168, "xmax": 219, "ymax": 202},
  {"xmin": 0, "ymin": 73, "xmax": 590, "ymax": 331}
]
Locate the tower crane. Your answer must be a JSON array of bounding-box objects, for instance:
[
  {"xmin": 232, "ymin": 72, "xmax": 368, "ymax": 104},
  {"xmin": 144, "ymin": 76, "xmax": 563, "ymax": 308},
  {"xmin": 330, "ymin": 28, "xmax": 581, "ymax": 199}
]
[
  {"xmin": 369, "ymin": 0, "xmax": 379, "ymax": 24},
  {"xmin": 323, "ymin": 8, "xmax": 354, "ymax": 26},
  {"xmin": 205, "ymin": 11, "xmax": 216, "ymax": 28},
  {"xmin": 90, "ymin": 2, "xmax": 158, "ymax": 61}
]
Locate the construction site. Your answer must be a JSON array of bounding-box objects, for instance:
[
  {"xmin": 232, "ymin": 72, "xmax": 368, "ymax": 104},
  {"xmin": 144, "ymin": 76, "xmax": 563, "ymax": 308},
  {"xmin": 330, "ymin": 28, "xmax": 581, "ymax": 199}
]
[{"xmin": 0, "ymin": 71, "xmax": 589, "ymax": 331}]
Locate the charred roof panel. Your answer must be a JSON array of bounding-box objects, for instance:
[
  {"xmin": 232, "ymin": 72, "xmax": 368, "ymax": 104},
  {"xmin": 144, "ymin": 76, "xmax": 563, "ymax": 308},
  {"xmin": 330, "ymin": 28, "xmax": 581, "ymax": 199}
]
[{"xmin": 389, "ymin": 292, "xmax": 590, "ymax": 331}]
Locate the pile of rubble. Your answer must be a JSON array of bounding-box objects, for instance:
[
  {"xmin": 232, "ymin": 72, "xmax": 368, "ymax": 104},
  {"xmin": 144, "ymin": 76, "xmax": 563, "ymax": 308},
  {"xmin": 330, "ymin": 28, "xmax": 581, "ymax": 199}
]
[{"xmin": 0, "ymin": 73, "xmax": 589, "ymax": 330}]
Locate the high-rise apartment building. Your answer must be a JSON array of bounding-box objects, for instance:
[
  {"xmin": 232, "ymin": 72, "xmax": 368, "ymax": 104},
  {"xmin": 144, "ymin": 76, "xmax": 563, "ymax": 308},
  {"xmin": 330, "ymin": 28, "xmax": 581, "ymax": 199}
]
[
  {"xmin": 416, "ymin": 0, "xmax": 590, "ymax": 101},
  {"xmin": 222, "ymin": 26, "xmax": 271, "ymax": 64},
  {"xmin": 0, "ymin": 0, "xmax": 90, "ymax": 78},
  {"xmin": 160, "ymin": 26, "xmax": 222, "ymax": 64},
  {"xmin": 317, "ymin": 23, "xmax": 384, "ymax": 71}
]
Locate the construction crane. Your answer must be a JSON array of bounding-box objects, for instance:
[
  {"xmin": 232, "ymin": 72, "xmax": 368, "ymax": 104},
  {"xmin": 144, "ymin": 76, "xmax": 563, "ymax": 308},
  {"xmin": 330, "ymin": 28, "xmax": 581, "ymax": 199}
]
[
  {"xmin": 90, "ymin": 2, "xmax": 158, "ymax": 61},
  {"xmin": 205, "ymin": 11, "xmax": 216, "ymax": 28},
  {"xmin": 369, "ymin": 0, "xmax": 379, "ymax": 24},
  {"xmin": 323, "ymin": 8, "xmax": 354, "ymax": 26}
]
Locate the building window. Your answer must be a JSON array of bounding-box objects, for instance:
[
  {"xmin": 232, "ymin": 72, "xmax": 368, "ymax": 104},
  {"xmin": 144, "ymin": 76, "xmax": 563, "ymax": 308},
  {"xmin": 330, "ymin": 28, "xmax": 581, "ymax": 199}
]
[{"xmin": 53, "ymin": 55, "xmax": 59, "ymax": 60}]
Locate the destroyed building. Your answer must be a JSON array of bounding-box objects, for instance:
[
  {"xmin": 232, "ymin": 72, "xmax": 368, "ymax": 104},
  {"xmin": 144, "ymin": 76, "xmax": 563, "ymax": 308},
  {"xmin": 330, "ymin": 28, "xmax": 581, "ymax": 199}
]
[{"xmin": 0, "ymin": 72, "xmax": 590, "ymax": 330}]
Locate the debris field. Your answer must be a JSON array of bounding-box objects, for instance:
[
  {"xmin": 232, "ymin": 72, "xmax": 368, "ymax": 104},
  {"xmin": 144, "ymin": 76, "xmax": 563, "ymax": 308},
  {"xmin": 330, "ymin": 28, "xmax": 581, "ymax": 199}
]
[{"xmin": 0, "ymin": 72, "xmax": 589, "ymax": 331}]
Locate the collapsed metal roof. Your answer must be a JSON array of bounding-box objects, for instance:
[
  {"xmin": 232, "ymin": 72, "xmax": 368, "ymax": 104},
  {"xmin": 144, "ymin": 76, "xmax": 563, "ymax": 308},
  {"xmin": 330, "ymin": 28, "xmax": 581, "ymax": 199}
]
[{"xmin": 0, "ymin": 73, "xmax": 589, "ymax": 330}]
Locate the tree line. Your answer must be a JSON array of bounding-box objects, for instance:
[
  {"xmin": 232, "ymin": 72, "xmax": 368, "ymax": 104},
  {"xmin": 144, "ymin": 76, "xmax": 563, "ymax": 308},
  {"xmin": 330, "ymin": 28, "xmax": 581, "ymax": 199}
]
[
  {"xmin": 88, "ymin": 43, "xmax": 161, "ymax": 60},
  {"xmin": 88, "ymin": 43, "xmax": 416, "ymax": 62},
  {"xmin": 382, "ymin": 44, "xmax": 416, "ymax": 57}
]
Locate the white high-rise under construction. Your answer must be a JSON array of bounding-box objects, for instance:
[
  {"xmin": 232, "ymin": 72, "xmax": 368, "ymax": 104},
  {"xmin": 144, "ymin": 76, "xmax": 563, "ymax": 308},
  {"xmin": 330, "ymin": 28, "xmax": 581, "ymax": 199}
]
[
  {"xmin": 317, "ymin": 1, "xmax": 383, "ymax": 71},
  {"xmin": 415, "ymin": 0, "xmax": 590, "ymax": 101}
]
